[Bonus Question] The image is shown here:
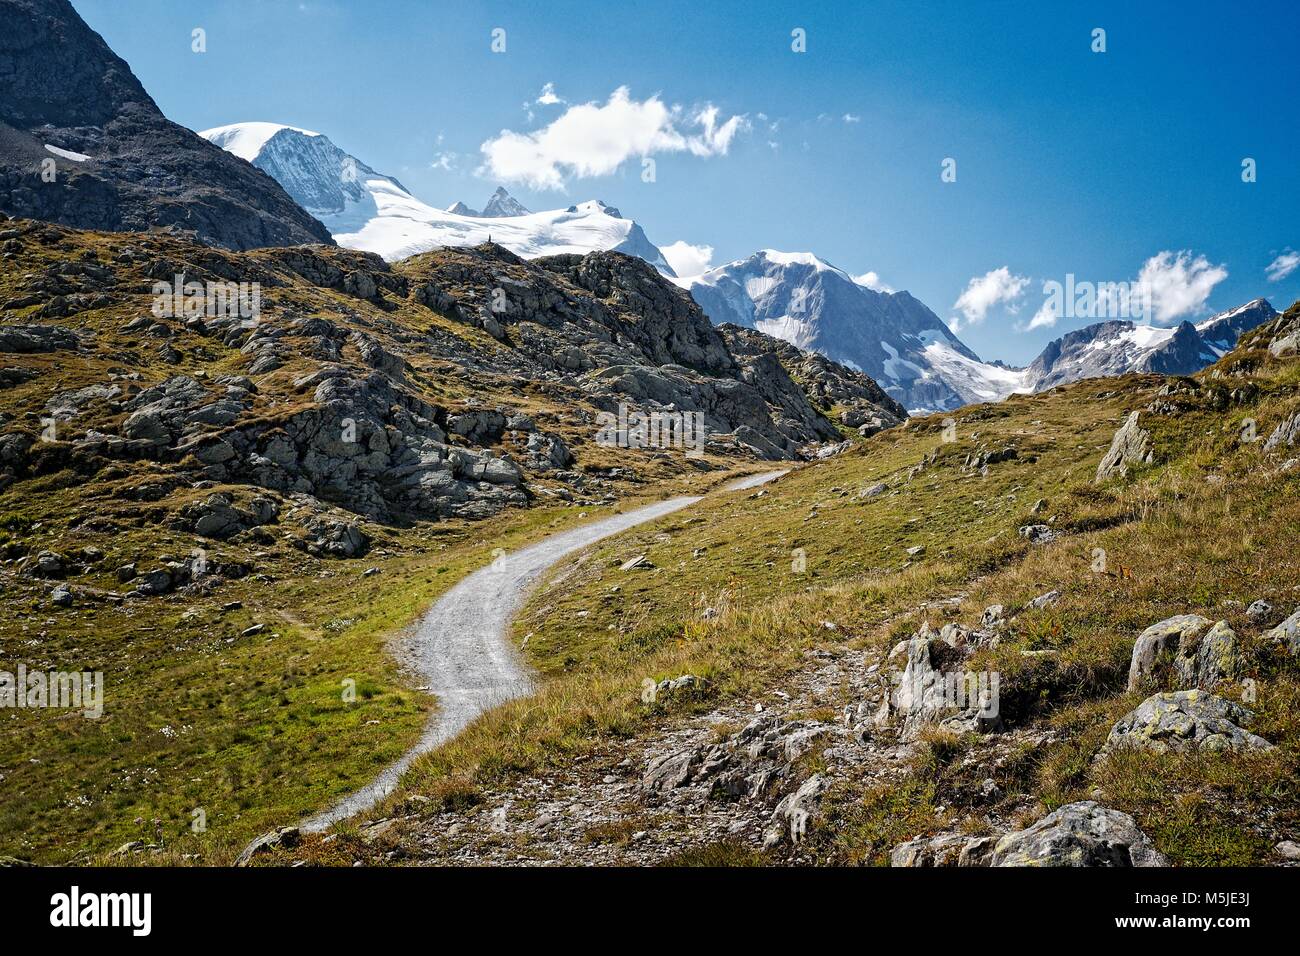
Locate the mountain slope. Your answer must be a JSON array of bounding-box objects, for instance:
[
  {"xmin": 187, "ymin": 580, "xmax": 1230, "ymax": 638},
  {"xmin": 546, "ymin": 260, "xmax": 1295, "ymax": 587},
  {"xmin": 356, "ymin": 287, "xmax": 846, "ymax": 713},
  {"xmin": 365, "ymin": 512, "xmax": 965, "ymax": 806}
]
[
  {"xmin": 679, "ymin": 250, "xmax": 1026, "ymax": 413},
  {"xmin": 0, "ymin": 213, "xmax": 910, "ymax": 860},
  {"xmin": 298, "ymin": 296, "xmax": 1300, "ymax": 868},
  {"xmin": 200, "ymin": 123, "xmax": 675, "ymax": 272},
  {"xmin": 0, "ymin": 0, "xmax": 333, "ymax": 250},
  {"xmin": 1024, "ymin": 299, "xmax": 1277, "ymax": 392}
]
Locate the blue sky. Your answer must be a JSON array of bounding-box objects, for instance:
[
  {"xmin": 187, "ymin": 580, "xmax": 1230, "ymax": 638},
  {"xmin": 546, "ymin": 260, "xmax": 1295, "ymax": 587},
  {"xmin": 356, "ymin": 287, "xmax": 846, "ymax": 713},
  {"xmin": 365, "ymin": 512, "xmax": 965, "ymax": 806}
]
[{"xmin": 74, "ymin": 0, "xmax": 1299, "ymax": 364}]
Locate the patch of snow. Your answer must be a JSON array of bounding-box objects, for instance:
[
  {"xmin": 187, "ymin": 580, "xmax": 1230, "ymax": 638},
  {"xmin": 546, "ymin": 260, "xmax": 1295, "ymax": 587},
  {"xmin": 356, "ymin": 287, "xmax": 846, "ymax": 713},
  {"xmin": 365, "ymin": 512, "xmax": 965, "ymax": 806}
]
[{"xmin": 44, "ymin": 144, "xmax": 89, "ymax": 162}]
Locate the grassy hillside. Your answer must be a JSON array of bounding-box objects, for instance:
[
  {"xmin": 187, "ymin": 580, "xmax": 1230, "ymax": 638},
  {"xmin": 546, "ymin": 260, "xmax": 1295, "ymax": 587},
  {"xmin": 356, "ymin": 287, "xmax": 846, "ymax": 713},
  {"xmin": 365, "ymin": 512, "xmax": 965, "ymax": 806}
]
[{"xmin": 336, "ymin": 305, "xmax": 1300, "ymax": 866}]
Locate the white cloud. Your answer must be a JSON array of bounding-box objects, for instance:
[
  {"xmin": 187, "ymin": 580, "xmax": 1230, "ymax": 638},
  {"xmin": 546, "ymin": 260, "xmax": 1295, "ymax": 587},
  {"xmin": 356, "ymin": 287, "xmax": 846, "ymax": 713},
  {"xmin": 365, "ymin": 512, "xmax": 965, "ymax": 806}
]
[
  {"xmin": 1025, "ymin": 301, "xmax": 1059, "ymax": 331},
  {"xmin": 843, "ymin": 113, "xmax": 861, "ymax": 124},
  {"xmin": 1136, "ymin": 250, "xmax": 1228, "ymax": 323},
  {"xmin": 853, "ymin": 271, "xmax": 892, "ymax": 293},
  {"xmin": 536, "ymin": 82, "xmax": 562, "ymax": 106},
  {"xmin": 661, "ymin": 240, "xmax": 714, "ymax": 278},
  {"xmin": 1267, "ymin": 249, "xmax": 1300, "ymax": 283},
  {"xmin": 951, "ymin": 267, "xmax": 1030, "ymax": 330},
  {"xmin": 479, "ymin": 86, "xmax": 747, "ymax": 190}
]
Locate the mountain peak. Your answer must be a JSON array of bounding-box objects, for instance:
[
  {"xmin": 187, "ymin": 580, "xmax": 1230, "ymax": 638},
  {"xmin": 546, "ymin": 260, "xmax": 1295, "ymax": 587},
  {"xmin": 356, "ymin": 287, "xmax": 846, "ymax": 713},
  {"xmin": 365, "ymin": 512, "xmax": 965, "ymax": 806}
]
[
  {"xmin": 200, "ymin": 122, "xmax": 320, "ymax": 162},
  {"xmin": 482, "ymin": 187, "xmax": 530, "ymax": 217}
]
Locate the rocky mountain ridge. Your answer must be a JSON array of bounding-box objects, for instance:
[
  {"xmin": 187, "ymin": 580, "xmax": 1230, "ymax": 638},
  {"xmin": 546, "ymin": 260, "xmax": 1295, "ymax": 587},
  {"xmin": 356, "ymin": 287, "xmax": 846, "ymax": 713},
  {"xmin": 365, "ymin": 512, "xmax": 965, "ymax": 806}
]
[{"xmin": 0, "ymin": 0, "xmax": 333, "ymax": 250}]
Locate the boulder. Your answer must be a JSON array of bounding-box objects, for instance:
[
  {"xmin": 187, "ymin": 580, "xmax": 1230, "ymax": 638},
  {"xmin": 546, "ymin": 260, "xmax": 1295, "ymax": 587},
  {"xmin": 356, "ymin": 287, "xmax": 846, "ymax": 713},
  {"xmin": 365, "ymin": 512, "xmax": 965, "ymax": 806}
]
[
  {"xmin": 1127, "ymin": 614, "xmax": 1212, "ymax": 691},
  {"xmin": 989, "ymin": 802, "xmax": 1167, "ymax": 867},
  {"xmin": 1095, "ymin": 411, "xmax": 1154, "ymax": 482},
  {"xmin": 1103, "ymin": 690, "xmax": 1273, "ymax": 755},
  {"xmin": 302, "ymin": 517, "xmax": 370, "ymax": 558},
  {"xmin": 1172, "ymin": 620, "xmax": 1241, "ymax": 689},
  {"xmin": 1246, "ymin": 599, "xmax": 1273, "ymax": 624},
  {"xmin": 891, "ymin": 833, "xmax": 998, "ymax": 867}
]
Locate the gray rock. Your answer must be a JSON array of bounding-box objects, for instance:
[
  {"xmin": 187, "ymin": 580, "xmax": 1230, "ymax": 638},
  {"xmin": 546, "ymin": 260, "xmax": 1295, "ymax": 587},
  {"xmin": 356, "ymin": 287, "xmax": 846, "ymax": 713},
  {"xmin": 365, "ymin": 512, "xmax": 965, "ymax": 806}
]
[
  {"xmin": 1264, "ymin": 607, "xmax": 1300, "ymax": 656},
  {"xmin": 34, "ymin": 550, "xmax": 65, "ymax": 577},
  {"xmin": 1263, "ymin": 411, "xmax": 1300, "ymax": 453},
  {"xmin": 1095, "ymin": 411, "xmax": 1154, "ymax": 482},
  {"xmin": 989, "ymin": 802, "xmax": 1168, "ymax": 867},
  {"xmin": 891, "ymin": 833, "xmax": 997, "ymax": 867},
  {"xmin": 1172, "ymin": 620, "xmax": 1241, "ymax": 689},
  {"xmin": 1018, "ymin": 524, "xmax": 1057, "ymax": 543},
  {"xmin": 234, "ymin": 827, "xmax": 301, "ymax": 866},
  {"xmin": 302, "ymin": 516, "xmax": 370, "ymax": 558},
  {"xmin": 1127, "ymin": 614, "xmax": 1212, "ymax": 691},
  {"xmin": 1103, "ymin": 690, "xmax": 1273, "ymax": 755},
  {"xmin": 1026, "ymin": 589, "xmax": 1061, "ymax": 611},
  {"xmin": 762, "ymin": 774, "xmax": 825, "ymax": 849},
  {"xmin": 642, "ymin": 749, "xmax": 700, "ymax": 792},
  {"xmin": 1246, "ymin": 599, "xmax": 1274, "ymax": 624}
]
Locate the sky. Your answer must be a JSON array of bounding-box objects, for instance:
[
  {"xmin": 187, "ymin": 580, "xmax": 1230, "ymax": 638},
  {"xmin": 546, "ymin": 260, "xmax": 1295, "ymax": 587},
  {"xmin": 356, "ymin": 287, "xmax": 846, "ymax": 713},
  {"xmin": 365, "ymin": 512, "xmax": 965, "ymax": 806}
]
[{"xmin": 73, "ymin": 0, "xmax": 1300, "ymax": 365}]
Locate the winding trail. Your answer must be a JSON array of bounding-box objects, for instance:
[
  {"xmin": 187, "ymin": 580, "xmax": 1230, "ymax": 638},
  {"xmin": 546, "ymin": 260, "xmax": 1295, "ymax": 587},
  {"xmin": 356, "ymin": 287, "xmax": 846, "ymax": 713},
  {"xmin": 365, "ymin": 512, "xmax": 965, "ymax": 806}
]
[{"xmin": 304, "ymin": 469, "xmax": 787, "ymax": 831}]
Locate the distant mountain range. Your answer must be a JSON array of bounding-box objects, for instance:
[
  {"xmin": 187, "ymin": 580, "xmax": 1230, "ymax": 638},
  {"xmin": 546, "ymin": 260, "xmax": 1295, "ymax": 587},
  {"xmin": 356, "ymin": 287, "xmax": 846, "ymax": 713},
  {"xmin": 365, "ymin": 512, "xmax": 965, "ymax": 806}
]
[
  {"xmin": 675, "ymin": 250, "xmax": 1028, "ymax": 412},
  {"xmin": 199, "ymin": 123, "xmax": 676, "ymax": 273},
  {"xmin": 1020, "ymin": 299, "xmax": 1278, "ymax": 392},
  {"xmin": 198, "ymin": 121, "xmax": 1281, "ymax": 414}
]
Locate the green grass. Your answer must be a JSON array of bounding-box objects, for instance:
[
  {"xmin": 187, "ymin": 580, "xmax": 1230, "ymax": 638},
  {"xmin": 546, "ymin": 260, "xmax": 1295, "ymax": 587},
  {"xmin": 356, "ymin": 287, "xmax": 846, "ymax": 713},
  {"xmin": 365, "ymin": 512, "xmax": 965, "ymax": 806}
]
[{"xmin": 379, "ymin": 328, "xmax": 1300, "ymax": 865}]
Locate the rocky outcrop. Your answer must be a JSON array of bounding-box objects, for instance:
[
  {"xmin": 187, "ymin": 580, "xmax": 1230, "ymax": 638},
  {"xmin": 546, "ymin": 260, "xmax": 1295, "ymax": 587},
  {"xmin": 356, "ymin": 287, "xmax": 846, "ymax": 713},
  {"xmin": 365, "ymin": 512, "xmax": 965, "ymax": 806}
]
[
  {"xmin": 1102, "ymin": 690, "xmax": 1272, "ymax": 755},
  {"xmin": 718, "ymin": 324, "xmax": 907, "ymax": 440},
  {"xmin": 0, "ymin": 0, "xmax": 332, "ymax": 249},
  {"xmin": 876, "ymin": 622, "xmax": 1001, "ymax": 739},
  {"xmin": 987, "ymin": 802, "xmax": 1168, "ymax": 867},
  {"xmin": 1095, "ymin": 411, "xmax": 1153, "ymax": 481},
  {"xmin": 892, "ymin": 802, "xmax": 1167, "ymax": 867},
  {"xmin": 1263, "ymin": 411, "xmax": 1300, "ymax": 453}
]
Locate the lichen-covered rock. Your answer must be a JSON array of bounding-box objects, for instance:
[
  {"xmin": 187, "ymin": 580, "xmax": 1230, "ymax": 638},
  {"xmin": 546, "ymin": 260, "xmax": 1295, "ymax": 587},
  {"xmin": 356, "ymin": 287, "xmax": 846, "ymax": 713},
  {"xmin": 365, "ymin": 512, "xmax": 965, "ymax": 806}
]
[
  {"xmin": 879, "ymin": 622, "xmax": 1001, "ymax": 739},
  {"xmin": 1103, "ymin": 690, "xmax": 1272, "ymax": 755},
  {"xmin": 1127, "ymin": 614, "xmax": 1211, "ymax": 691},
  {"xmin": 989, "ymin": 802, "xmax": 1167, "ymax": 867},
  {"xmin": 1095, "ymin": 411, "xmax": 1154, "ymax": 482},
  {"xmin": 1172, "ymin": 620, "xmax": 1242, "ymax": 689}
]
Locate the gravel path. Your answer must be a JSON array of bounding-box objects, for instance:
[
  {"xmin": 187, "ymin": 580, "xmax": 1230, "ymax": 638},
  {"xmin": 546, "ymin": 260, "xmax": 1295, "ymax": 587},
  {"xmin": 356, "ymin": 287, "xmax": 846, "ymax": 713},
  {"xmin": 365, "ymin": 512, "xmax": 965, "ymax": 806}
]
[{"xmin": 304, "ymin": 470, "xmax": 787, "ymax": 830}]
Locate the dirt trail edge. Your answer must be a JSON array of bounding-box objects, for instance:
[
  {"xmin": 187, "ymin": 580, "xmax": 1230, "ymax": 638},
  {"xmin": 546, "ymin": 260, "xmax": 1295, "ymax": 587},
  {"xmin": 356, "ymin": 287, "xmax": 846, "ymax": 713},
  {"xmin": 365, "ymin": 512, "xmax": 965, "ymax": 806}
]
[{"xmin": 303, "ymin": 469, "xmax": 788, "ymax": 831}]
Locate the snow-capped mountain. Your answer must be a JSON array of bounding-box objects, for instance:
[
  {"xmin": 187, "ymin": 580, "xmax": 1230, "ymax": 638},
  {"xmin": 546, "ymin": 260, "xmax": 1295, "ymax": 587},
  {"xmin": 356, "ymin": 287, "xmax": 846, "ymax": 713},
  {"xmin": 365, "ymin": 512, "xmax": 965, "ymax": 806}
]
[
  {"xmin": 677, "ymin": 250, "xmax": 1027, "ymax": 412},
  {"xmin": 443, "ymin": 187, "xmax": 532, "ymax": 218},
  {"xmin": 199, "ymin": 122, "xmax": 675, "ymax": 272},
  {"xmin": 480, "ymin": 186, "xmax": 530, "ymax": 217},
  {"xmin": 1022, "ymin": 298, "xmax": 1277, "ymax": 392}
]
